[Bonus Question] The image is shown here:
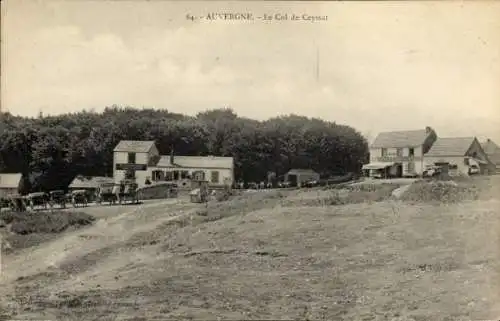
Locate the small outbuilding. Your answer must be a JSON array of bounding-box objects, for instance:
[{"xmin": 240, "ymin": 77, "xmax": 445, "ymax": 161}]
[
  {"xmin": 284, "ymin": 169, "xmax": 320, "ymax": 187},
  {"xmin": 0, "ymin": 173, "xmax": 22, "ymax": 199},
  {"xmin": 68, "ymin": 176, "xmax": 114, "ymax": 201}
]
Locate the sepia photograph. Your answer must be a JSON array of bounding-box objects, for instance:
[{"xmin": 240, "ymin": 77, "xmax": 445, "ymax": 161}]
[{"xmin": 1, "ymin": 0, "xmax": 499, "ymax": 320}]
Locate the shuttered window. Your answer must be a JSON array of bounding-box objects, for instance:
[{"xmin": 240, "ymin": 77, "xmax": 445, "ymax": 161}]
[{"xmin": 211, "ymin": 171, "xmax": 220, "ymax": 183}]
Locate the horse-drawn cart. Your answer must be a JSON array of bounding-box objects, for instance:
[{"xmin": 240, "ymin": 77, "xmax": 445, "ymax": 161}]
[
  {"xmin": 25, "ymin": 192, "xmax": 50, "ymax": 211},
  {"xmin": 71, "ymin": 189, "xmax": 89, "ymax": 207},
  {"xmin": 96, "ymin": 182, "xmax": 118, "ymax": 205},
  {"xmin": 8, "ymin": 194, "xmax": 27, "ymax": 212},
  {"xmin": 49, "ymin": 190, "xmax": 67, "ymax": 209},
  {"xmin": 118, "ymin": 180, "xmax": 139, "ymax": 205}
]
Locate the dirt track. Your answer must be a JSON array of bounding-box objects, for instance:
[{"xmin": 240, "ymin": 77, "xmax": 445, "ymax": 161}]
[{"xmin": 1, "ymin": 184, "xmax": 500, "ymax": 320}]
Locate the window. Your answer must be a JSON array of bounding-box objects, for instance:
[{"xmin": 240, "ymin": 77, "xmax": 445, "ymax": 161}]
[
  {"xmin": 127, "ymin": 153, "xmax": 136, "ymax": 164},
  {"xmin": 407, "ymin": 162, "xmax": 415, "ymax": 172},
  {"xmin": 181, "ymin": 170, "xmax": 189, "ymax": 179},
  {"xmin": 152, "ymin": 170, "xmax": 164, "ymax": 181},
  {"xmin": 165, "ymin": 171, "xmax": 173, "ymax": 181},
  {"xmin": 173, "ymin": 171, "xmax": 180, "ymax": 180},
  {"xmin": 409, "ymin": 148, "xmax": 414, "ymax": 157},
  {"xmin": 396, "ymin": 148, "xmax": 403, "ymax": 157},
  {"xmin": 211, "ymin": 171, "xmax": 220, "ymax": 183},
  {"xmin": 192, "ymin": 170, "xmax": 205, "ymax": 181},
  {"xmin": 381, "ymin": 148, "xmax": 387, "ymax": 157}
]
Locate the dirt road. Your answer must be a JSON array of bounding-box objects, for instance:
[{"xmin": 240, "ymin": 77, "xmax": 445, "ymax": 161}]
[{"xmin": 1, "ymin": 185, "xmax": 499, "ymax": 320}]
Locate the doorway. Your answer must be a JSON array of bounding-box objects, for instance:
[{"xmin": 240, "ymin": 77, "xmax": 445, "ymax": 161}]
[{"xmin": 287, "ymin": 174, "xmax": 298, "ymax": 187}]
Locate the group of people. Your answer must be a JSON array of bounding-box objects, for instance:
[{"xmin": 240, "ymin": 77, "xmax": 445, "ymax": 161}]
[{"xmin": 234, "ymin": 181, "xmax": 292, "ymax": 190}]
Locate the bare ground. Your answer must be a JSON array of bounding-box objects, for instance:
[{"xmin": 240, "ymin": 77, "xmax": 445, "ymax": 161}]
[{"xmin": 1, "ymin": 180, "xmax": 499, "ymax": 321}]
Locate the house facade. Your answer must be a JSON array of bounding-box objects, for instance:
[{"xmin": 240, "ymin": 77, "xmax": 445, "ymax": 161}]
[
  {"xmin": 424, "ymin": 137, "xmax": 493, "ymax": 176},
  {"xmin": 148, "ymin": 154, "xmax": 234, "ymax": 189},
  {"xmin": 0, "ymin": 173, "xmax": 22, "ymax": 198},
  {"xmin": 113, "ymin": 140, "xmax": 234, "ymax": 189},
  {"xmin": 364, "ymin": 127, "xmax": 437, "ymax": 178},
  {"xmin": 69, "ymin": 176, "xmax": 115, "ymax": 199},
  {"xmin": 284, "ymin": 169, "xmax": 320, "ymax": 187},
  {"xmin": 113, "ymin": 140, "xmax": 160, "ymax": 187}
]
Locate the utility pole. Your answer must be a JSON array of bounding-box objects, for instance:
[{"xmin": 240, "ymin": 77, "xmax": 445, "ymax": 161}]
[{"xmin": 316, "ymin": 45, "xmax": 320, "ymax": 82}]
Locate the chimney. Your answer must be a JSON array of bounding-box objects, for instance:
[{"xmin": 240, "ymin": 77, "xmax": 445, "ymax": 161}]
[{"xmin": 170, "ymin": 145, "xmax": 174, "ymax": 165}]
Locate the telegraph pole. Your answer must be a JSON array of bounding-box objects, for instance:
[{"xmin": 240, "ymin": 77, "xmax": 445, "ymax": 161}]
[{"xmin": 316, "ymin": 44, "xmax": 320, "ymax": 82}]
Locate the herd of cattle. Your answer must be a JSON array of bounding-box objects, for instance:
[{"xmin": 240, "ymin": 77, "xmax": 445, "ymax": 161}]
[{"xmin": 1, "ymin": 181, "xmax": 140, "ymax": 212}]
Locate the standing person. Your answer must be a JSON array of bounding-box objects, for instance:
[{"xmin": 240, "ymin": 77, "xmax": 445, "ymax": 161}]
[{"xmin": 112, "ymin": 182, "xmax": 120, "ymax": 204}]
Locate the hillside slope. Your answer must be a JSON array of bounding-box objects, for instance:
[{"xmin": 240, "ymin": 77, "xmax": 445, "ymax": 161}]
[{"xmin": 1, "ymin": 185, "xmax": 500, "ymax": 320}]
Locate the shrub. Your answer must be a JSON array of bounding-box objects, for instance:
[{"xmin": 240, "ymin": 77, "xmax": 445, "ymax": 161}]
[
  {"xmin": 283, "ymin": 184, "xmax": 399, "ymax": 207},
  {"xmin": 3, "ymin": 210, "xmax": 95, "ymax": 235},
  {"xmin": 400, "ymin": 180, "xmax": 480, "ymax": 203}
]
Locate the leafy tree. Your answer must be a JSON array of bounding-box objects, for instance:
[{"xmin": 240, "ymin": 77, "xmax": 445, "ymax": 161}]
[{"xmin": 0, "ymin": 106, "xmax": 368, "ymax": 192}]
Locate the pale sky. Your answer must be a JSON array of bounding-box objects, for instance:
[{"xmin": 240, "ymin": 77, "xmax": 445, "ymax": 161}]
[{"xmin": 2, "ymin": 0, "xmax": 500, "ymax": 143}]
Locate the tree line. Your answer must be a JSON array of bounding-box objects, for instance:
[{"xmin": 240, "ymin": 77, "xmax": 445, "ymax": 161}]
[{"xmin": 0, "ymin": 106, "xmax": 369, "ymax": 193}]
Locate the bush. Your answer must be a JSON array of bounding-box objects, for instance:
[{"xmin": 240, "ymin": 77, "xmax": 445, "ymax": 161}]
[
  {"xmin": 0, "ymin": 211, "xmax": 16, "ymax": 224},
  {"xmin": 283, "ymin": 184, "xmax": 399, "ymax": 207},
  {"xmin": 1, "ymin": 210, "xmax": 95, "ymax": 235}
]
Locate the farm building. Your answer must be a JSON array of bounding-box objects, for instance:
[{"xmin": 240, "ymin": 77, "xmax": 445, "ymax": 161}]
[
  {"xmin": 424, "ymin": 137, "xmax": 493, "ymax": 176},
  {"xmin": 0, "ymin": 173, "xmax": 22, "ymax": 198},
  {"xmin": 364, "ymin": 126, "xmax": 438, "ymax": 178},
  {"xmin": 284, "ymin": 169, "xmax": 320, "ymax": 187},
  {"xmin": 113, "ymin": 140, "xmax": 234, "ymax": 189},
  {"xmin": 481, "ymin": 139, "xmax": 500, "ymax": 174}
]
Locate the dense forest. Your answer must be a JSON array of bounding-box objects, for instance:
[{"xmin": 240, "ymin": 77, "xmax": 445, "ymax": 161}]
[{"xmin": 0, "ymin": 106, "xmax": 369, "ymax": 193}]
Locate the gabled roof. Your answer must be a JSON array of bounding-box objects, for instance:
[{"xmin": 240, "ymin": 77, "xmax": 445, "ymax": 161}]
[
  {"xmin": 69, "ymin": 176, "xmax": 114, "ymax": 189},
  {"xmin": 481, "ymin": 139, "xmax": 500, "ymax": 154},
  {"xmin": 425, "ymin": 137, "xmax": 476, "ymax": 157},
  {"xmin": 482, "ymin": 139, "xmax": 500, "ymax": 165},
  {"xmin": 155, "ymin": 155, "xmax": 233, "ymax": 169},
  {"xmin": 0, "ymin": 173, "xmax": 22, "ymax": 189},
  {"xmin": 371, "ymin": 129, "xmax": 430, "ymax": 148},
  {"xmin": 114, "ymin": 140, "xmax": 156, "ymax": 153},
  {"xmin": 287, "ymin": 168, "xmax": 319, "ymax": 175}
]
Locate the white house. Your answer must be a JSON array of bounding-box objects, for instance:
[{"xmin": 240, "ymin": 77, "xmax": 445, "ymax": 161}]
[
  {"xmin": 363, "ymin": 126, "xmax": 438, "ymax": 178},
  {"xmin": 0, "ymin": 173, "xmax": 22, "ymax": 198},
  {"xmin": 424, "ymin": 137, "xmax": 493, "ymax": 176},
  {"xmin": 113, "ymin": 140, "xmax": 234, "ymax": 189}
]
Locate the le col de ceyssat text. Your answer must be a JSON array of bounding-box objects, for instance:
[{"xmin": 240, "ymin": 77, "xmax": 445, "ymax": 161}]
[{"xmin": 204, "ymin": 13, "xmax": 328, "ymax": 22}]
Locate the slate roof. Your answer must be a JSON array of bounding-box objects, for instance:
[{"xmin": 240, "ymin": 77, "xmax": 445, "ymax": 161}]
[
  {"xmin": 482, "ymin": 139, "xmax": 500, "ymax": 164},
  {"xmin": 155, "ymin": 155, "xmax": 233, "ymax": 169},
  {"xmin": 113, "ymin": 140, "xmax": 156, "ymax": 153},
  {"xmin": 371, "ymin": 129, "xmax": 430, "ymax": 148},
  {"xmin": 69, "ymin": 176, "xmax": 114, "ymax": 189},
  {"xmin": 481, "ymin": 139, "xmax": 500, "ymax": 154},
  {"xmin": 0, "ymin": 173, "xmax": 22, "ymax": 189},
  {"xmin": 425, "ymin": 137, "xmax": 476, "ymax": 157}
]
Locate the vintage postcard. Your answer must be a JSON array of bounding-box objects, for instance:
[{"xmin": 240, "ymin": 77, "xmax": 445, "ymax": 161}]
[{"xmin": 1, "ymin": 0, "xmax": 499, "ymax": 320}]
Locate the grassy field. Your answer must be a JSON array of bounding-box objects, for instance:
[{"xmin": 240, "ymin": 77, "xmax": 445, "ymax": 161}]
[{"xmin": 1, "ymin": 177, "xmax": 499, "ymax": 320}]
